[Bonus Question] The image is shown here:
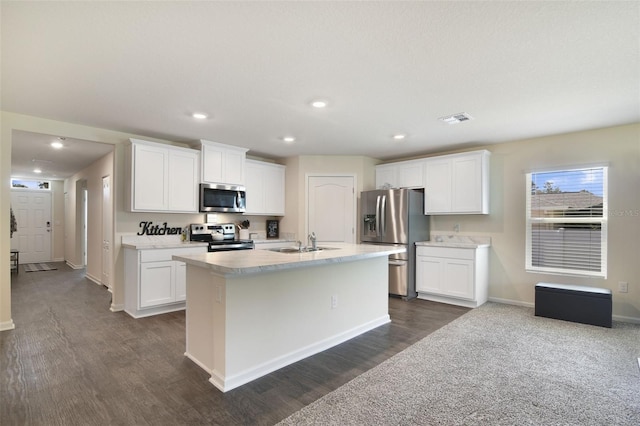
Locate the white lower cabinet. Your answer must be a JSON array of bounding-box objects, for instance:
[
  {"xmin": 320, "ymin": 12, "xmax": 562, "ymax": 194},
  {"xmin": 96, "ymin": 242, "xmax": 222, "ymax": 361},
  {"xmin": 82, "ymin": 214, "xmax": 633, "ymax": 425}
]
[
  {"xmin": 416, "ymin": 245, "xmax": 489, "ymax": 308},
  {"xmin": 125, "ymin": 246, "xmax": 206, "ymax": 318},
  {"xmin": 140, "ymin": 260, "xmax": 175, "ymax": 308},
  {"xmin": 175, "ymin": 261, "xmax": 187, "ymax": 301}
]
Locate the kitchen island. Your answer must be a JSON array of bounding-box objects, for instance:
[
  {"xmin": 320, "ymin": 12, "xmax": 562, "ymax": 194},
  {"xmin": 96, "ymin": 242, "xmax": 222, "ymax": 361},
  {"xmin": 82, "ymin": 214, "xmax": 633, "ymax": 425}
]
[{"xmin": 173, "ymin": 243, "xmax": 405, "ymax": 392}]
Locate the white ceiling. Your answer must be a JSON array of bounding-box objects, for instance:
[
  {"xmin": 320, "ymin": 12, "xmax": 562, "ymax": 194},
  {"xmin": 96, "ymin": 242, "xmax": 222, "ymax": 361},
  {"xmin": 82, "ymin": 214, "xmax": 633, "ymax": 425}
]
[
  {"xmin": 3, "ymin": 1, "xmax": 639, "ymax": 180},
  {"xmin": 10, "ymin": 131, "xmax": 114, "ymax": 180}
]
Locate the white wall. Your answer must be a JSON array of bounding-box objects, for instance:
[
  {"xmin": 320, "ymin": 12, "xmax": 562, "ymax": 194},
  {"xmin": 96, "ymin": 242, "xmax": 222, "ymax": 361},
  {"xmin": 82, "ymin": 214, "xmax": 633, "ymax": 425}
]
[
  {"xmin": 281, "ymin": 155, "xmax": 378, "ymax": 241},
  {"xmin": 426, "ymin": 124, "xmax": 640, "ymax": 321},
  {"xmin": 50, "ymin": 180, "xmax": 65, "ymax": 262},
  {"xmin": 64, "ymin": 151, "xmax": 114, "ymax": 281}
]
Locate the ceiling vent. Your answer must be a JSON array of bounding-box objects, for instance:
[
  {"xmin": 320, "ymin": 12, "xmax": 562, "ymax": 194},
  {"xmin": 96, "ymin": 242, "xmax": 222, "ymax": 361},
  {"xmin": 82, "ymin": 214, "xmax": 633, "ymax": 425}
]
[{"xmin": 439, "ymin": 112, "xmax": 473, "ymax": 124}]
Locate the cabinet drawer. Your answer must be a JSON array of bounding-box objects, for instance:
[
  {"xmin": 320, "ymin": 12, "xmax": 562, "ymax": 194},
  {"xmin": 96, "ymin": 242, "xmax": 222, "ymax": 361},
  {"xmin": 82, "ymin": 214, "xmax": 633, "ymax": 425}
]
[
  {"xmin": 140, "ymin": 246, "xmax": 206, "ymax": 262},
  {"xmin": 416, "ymin": 246, "xmax": 475, "ymax": 260}
]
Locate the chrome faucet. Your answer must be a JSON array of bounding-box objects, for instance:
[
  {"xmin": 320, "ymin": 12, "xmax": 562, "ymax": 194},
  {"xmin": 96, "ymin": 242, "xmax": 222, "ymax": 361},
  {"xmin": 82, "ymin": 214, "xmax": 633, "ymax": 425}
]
[
  {"xmin": 297, "ymin": 240, "xmax": 303, "ymax": 252},
  {"xmin": 308, "ymin": 232, "xmax": 317, "ymax": 250}
]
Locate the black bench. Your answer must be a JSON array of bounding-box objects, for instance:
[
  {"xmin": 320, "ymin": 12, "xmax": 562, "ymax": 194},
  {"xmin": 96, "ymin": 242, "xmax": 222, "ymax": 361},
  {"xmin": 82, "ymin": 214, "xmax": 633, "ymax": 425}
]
[{"xmin": 535, "ymin": 282, "xmax": 612, "ymax": 328}]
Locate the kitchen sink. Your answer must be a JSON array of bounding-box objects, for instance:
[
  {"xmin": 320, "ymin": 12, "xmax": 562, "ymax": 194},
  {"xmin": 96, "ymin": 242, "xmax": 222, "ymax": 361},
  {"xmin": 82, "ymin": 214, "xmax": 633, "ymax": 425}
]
[{"xmin": 268, "ymin": 246, "xmax": 339, "ymax": 253}]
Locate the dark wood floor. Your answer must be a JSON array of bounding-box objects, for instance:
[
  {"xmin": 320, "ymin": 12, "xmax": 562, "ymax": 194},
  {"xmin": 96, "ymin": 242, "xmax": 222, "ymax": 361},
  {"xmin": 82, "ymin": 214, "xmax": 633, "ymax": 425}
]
[{"xmin": 1, "ymin": 262, "xmax": 469, "ymax": 425}]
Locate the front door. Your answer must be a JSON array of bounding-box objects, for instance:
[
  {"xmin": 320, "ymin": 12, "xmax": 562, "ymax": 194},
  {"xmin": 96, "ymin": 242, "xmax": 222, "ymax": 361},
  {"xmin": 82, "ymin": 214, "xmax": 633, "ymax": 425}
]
[
  {"xmin": 10, "ymin": 188, "xmax": 52, "ymax": 263},
  {"xmin": 307, "ymin": 175, "xmax": 356, "ymax": 244}
]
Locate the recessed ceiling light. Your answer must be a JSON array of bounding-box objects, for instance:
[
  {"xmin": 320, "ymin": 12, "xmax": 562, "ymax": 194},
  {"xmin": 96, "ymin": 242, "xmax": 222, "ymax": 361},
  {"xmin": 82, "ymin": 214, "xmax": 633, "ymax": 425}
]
[
  {"xmin": 282, "ymin": 136, "xmax": 296, "ymax": 143},
  {"xmin": 311, "ymin": 100, "xmax": 328, "ymax": 108},
  {"xmin": 192, "ymin": 112, "xmax": 208, "ymax": 119},
  {"xmin": 393, "ymin": 134, "xmax": 406, "ymax": 140},
  {"xmin": 33, "ymin": 168, "xmax": 42, "ymax": 174},
  {"xmin": 51, "ymin": 141, "xmax": 64, "ymax": 149}
]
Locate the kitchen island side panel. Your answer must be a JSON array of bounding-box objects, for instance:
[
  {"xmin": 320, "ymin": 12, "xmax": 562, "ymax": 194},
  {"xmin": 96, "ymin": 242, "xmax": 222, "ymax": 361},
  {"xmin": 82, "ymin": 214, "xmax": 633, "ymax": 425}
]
[
  {"xmin": 184, "ymin": 255, "xmax": 390, "ymax": 392},
  {"xmin": 184, "ymin": 266, "xmax": 222, "ymax": 376}
]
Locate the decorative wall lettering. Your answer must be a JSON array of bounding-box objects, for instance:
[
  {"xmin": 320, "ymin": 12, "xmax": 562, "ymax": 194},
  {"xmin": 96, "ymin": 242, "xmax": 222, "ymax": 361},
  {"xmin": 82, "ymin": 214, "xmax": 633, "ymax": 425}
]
[{"xmin": 137, "ymin": 221, "xmax": 183, "ymax": 236}]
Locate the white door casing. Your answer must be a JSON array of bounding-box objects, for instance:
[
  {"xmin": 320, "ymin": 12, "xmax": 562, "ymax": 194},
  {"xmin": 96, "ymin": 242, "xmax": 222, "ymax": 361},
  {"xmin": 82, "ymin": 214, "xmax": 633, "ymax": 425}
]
[
  {"xmin": 307, "ymin": 175, "xmax": 356, "ymax": 244},
  {"xmin": 102, "ymin": 175, "xmax": 112, "ymax": 290},
  {"xmin": 10, "ymin": 188, "xmax": 52, "ymax": 263}
]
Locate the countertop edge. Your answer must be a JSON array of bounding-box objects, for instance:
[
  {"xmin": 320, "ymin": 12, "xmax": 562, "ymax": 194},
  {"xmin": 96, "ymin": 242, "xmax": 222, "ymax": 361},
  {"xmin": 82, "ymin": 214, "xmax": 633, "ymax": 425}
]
[
  {"xmin": 174, "ymin": 246, "xmax": 405, "ymax": 277},
  {"xmin": 122, "ymin": 242, "xmax": 209, "ymax": 250},
  {"xmin": 415, "ymin": 242, "xmax": 491, "ymax": 249}
]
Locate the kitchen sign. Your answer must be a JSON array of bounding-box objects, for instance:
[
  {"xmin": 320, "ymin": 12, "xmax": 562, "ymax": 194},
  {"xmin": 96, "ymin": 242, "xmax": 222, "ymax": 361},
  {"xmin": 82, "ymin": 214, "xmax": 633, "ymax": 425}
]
[{"xmin": 137, "ymin": 221, "xmax": 183, "ymax": 236}]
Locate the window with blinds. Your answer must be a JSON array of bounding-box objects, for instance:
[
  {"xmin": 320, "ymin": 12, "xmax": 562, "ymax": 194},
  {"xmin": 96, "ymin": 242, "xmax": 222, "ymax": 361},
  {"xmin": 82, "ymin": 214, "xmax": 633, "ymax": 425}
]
[{"xmin": 525, "ymin": 167, "xmax": 607, "ymax": 278}]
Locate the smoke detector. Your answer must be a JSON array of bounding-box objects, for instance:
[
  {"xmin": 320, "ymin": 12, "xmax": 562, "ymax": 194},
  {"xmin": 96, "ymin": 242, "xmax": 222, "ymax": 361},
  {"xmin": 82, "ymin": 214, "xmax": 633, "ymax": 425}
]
[{"xmin": 439, "ymin": 112, "xmax": 473, "ymax": 124}]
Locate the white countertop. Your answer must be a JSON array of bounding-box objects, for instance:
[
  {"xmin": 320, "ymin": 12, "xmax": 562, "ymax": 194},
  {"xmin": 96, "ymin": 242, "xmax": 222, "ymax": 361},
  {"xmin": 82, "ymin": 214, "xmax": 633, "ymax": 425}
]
[
  {"xmin": 173, "ymin": 243, "xmax": 406, "ymax": 276},
  {"xmin": 121, "ymin": 235, "xmax": 208, "ymax": 250},
  {"xmin": 122, "ymin": 241, "xmax": 209, "ymax": 250},
  {"xmin": 416, "ymin": 235, "xmax": 491, "ymax": 249}
]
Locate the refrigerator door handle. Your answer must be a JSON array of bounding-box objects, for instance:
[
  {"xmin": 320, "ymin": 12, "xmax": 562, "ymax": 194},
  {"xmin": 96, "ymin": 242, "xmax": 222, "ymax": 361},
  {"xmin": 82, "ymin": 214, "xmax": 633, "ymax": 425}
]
[
  {"xmin": 375, "ymin": 195, "xmax": 381, "ymax": 236},
  {"xmin": 380, "ymin": 195, "xmax": 387, "ymax": 236}
]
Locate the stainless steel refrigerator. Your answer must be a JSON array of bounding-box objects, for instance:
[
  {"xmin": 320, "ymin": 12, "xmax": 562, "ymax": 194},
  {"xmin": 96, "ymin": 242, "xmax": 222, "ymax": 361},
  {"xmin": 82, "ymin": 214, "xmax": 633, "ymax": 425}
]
[{"xmin": 361, "ymin": 188, "xmax": 430, "ymax": 299}]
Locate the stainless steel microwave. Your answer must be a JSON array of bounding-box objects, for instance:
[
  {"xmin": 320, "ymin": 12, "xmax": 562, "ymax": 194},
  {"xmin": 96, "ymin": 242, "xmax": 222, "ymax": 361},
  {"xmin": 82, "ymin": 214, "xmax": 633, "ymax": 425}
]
[{"xmin": 199, "ymin": 183, "xmax": 246, "ymax": 213}]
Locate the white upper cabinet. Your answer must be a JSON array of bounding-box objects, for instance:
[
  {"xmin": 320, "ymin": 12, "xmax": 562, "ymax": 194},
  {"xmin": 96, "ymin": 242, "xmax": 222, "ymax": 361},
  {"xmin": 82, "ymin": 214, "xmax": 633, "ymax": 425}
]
[
  {"xmin": 424, "ymin": 150, "xmax": 490, "ymax": 215},
  {"xmin": 199, "ymin": 140, "xmax": 248, "ymax": 185},
  {"xmin": 375, "ymin": 164, "xmax": 398, "ymax": 189},
  {"xmin": 397, "ymin": 160, "xmax": 425, "ymax": 189},
  {"xmin": 168, "ymin": 149, "xmax": 200, "ymax": 212},
  {"xmin": 375, "ymin": 159, "xmax": 425, "ymax": 189},
  {"xmin": 423, "ymin": 157, "xmax": 452, "ymax": 213},
  {"xmin": 244, "ymin": 159, "xmax": 286, "ymax": 216},
  {"xmin": 127, "ymin": 139, "xmax": 199, "ymax": 213}
]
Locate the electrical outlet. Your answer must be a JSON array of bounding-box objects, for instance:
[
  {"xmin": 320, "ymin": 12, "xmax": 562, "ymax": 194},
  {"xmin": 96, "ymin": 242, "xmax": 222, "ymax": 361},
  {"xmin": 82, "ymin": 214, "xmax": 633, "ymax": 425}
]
[
  {"xmin": 618, "ymin": 281, "xmax": 628, "ymax": 293},
  {"xmin": 331, "ymin": 295, "xmax": 338, "ymax": 309}
]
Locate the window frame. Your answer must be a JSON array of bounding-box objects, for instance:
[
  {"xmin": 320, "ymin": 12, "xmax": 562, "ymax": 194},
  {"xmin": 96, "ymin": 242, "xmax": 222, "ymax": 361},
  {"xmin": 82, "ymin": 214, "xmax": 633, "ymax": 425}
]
[{"xmin": 525, "ymin": 166, "xmax": 608, "ymax": 278}]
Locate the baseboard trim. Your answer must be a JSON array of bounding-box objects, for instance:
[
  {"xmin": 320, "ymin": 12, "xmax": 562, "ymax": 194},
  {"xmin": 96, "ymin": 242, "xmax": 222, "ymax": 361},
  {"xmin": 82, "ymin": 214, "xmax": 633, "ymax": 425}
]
[
  {"xmin": 204, "ymin": 315, "xmax": 391, "ymax": 392},
  {"xmin": 612, "ymin": 314, "xmax": 640, "ymax": 324},
  {"xmin": 85, "ymin": 273, "xmax": 102, "ymax": 286},
  {"xmin": 66, "ymin": 261, "xmax": 83, "ymax": 270},
  {"xmin": 124, "ymin": 304, "xmax": 185, "ymax": 319},
  {"xmin": 0, "ymin": 319, "xmax": 16, "ymax": 331},
  {"xmin": 184, "ymin": 352, "xmax": 213, "ymax": 374},
  {"xmin": 110, "ymin": 304, "xmax": 124, "ymax": 312},
  {"xmin": 488, "ymin": 297, "xmax": 535, "ymax": 308},
  {"xmin": 489, "ymin": 297, "xmax": 640, "ymax": 324}
]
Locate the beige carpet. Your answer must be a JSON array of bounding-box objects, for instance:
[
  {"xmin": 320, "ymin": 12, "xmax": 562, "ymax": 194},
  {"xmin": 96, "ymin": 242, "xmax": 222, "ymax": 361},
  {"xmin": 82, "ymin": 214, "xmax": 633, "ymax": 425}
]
[{"xmin": 279, "ymin": 303, "xmax": 640, "ymax": 425}]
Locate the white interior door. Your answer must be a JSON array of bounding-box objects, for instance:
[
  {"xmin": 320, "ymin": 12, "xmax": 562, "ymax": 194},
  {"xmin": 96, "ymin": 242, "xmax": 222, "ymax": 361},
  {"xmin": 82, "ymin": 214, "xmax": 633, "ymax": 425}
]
[
  {"xmin": 307, "ymin": 175, "xmax": 356, "ymax": 244},
  {"xmin": 10, "ymin": 189, "xmax": 52, "ymax": 263},
  {"xmin": 102, "ymin": 175, "xmax": 112, "ymax": 290}
]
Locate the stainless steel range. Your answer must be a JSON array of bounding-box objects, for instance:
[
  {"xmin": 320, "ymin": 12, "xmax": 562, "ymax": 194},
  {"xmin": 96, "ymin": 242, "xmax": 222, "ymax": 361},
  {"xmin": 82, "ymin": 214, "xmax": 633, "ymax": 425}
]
[{"xmin": 189, "ymin": 223, "xmax": 254, "ymax": 252}]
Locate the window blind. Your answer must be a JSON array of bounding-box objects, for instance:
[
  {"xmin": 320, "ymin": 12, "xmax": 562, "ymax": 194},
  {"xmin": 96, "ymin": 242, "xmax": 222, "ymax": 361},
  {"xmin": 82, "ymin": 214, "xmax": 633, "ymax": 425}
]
[{"xmin": 525, "ymin": 167, "xmax": 607, "ymax": 278}]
